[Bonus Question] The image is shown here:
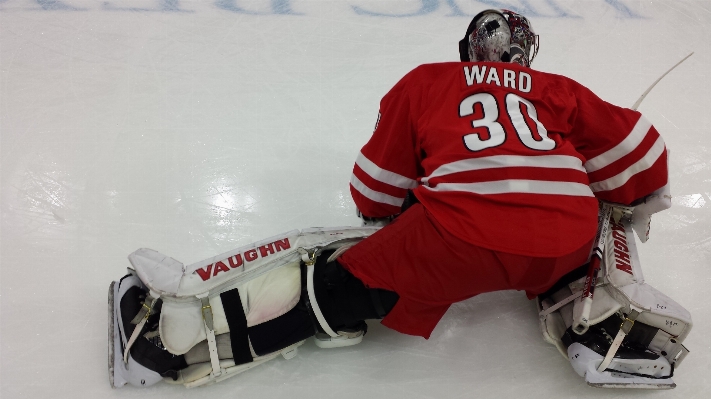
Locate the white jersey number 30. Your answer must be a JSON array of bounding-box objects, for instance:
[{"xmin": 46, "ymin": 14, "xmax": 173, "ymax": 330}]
[{"xmin": 459, "ymin": 92, "xmax": 555, "ymax": 152}]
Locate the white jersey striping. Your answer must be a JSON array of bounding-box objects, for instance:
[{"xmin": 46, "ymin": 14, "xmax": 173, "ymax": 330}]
[
  {"xmin": 584, "ymin": 116, "xmax": 652, "ymax": 173},
  {"xmin": 350, "ymin": 174, "xmax": 405, "ymax": 207},
  {"xmin": 423, "ymin": 154, "xmax": 586, "ymax": 185},
  {"xmin": 356, "ymin": 152, "xmax": 418, "ymax": 189},
  {"xmin": 424, "ymin": 179, "xmax": 595, "ymax": 197},
  {"xmin": 590, "ymin": 136, "xmax": 666, "ymax": 192}
]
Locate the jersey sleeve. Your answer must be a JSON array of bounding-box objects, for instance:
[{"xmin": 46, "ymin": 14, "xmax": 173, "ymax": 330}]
[
  {"xmin": 350, "ymin": 72, "xmax": 422, "ymax": 218},
  {"xmin": 566, "ymin": 81, "xmax": 668, "ymax": 205}
]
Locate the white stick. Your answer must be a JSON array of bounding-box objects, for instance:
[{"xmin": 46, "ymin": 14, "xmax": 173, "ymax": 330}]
[{"xmin": 631, "ymin": 52, "xmax": 694, "ymax": 110}]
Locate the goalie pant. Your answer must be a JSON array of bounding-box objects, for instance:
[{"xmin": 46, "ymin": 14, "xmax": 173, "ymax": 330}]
[
  {"xmin": 110, "ymin": 227, "xmax": 399, "ymax": 388},
  {"xmin": 339, "ymin": 203, "xmax": 595, "ymax": 339}
]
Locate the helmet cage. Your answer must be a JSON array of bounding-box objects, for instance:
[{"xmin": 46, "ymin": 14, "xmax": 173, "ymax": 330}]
[
  {"xmin": 467, "ymin": 12, "xmax": 511, "ymax": 64},
  {"xmin": 458, "ymin": 9, "xmax": 539, "ymax": 67},
  {"xmin": 501, "ymin": 9, "xmax": 539, "ymax": 67}
]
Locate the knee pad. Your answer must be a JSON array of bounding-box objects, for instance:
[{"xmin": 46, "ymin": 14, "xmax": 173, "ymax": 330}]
[
  {"xmin": 290, "ymin": 243, "xmax": 399, "ymax": 349},
  {"xmin": 537, "ymin": 210, "xmax": 692, "ymax": 389},
  {"xmin": 313, "ymin": 253, "xmax": 398, "ymax": 331}
]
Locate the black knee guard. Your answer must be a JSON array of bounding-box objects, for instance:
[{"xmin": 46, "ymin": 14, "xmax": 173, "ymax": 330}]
[{"xmin": 311, "ymin": 250, "xmax": 399, "ymax": 332}]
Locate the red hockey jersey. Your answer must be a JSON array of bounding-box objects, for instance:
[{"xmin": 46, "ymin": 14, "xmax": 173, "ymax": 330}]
[{"xmin": 350, "ymin": 62, "xmax": 668, "ymax": 257}]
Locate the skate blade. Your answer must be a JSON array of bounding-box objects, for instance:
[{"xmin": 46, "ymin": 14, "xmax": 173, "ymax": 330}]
[
  {"xmin": 108, "ymin": 282, "xmax": 116, "ymax": 388},
  {"xmin": 108, "ymin": 280, "xmax": 128, "ymax": 388},
  {"xmin": 585, "ymin": 370, "xmax": 676, "ymax": 389}
]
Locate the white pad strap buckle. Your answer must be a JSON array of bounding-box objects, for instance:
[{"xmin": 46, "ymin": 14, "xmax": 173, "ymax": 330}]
[
  {"xmin": 198, "ymin": 293, "xmax": 222, "ymax": 377},
  {"xmin": 597, "ymin": 309, "xmax": 640, "ymax": 372},
  {"xmin": 123, "ymin": 293, "xmax": 158, "ymax": 363},
  {"xmin": 299, "ymin": 248, "xmax": 339, "ymax": 338}
]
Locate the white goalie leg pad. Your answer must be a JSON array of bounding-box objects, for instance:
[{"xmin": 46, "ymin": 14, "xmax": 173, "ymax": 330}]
[
  {"xmin": 116, "ymin": 227, "xmax": 377, "ymax": 387},
  {"xmin": 538, "ymin": 209, "xmax": 692, "ymax": 389}
]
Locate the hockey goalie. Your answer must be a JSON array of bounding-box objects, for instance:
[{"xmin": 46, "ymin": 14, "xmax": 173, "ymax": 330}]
[{"xmin": 108, "ymin": 9, "xmax": 692, "ymax": 389}]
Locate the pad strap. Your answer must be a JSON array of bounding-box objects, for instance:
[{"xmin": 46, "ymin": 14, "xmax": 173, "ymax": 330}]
[
  {"xmin": 197, "ymin": 293, "xmax": 222, "ymax": 377},
  {"xmin": 123, "ymin": 293, "xmax": 158, "ymax": 363},
  {"xmin": 300, "ymin": 249, "xmax": 339, "ymax": 338},
  {"xmin": 539, "ymin": 291, "xmax": 581, "ymax": 318},
  {"xmin": 220, "ymin": 289, "xmax": 253, "ymax": 365},
  {"xmin": 597, "ymin": 309, "xmax": 640, "ymax": 372}
]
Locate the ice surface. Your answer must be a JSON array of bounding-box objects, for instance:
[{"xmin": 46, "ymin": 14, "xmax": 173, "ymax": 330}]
[{"xmin": 1, "ymin": 1, "xmax": 709, "ymax": 398}]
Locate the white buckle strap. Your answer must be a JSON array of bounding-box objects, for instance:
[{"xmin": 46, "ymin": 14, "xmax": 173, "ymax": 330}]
[
  {"xmin": 197, "ymin": 293, "xmax": 222, "ymax": 377},
  {"xmin": 299, "ymin": 249, "xmax": 339, "ymax": 338},
  {"xmin": 123, "ymin": 292, "xmax": 158, "ymax": 363},
  {"xmin": 597, "ymin": 309, "xmax": 640, "ymax": 372}
]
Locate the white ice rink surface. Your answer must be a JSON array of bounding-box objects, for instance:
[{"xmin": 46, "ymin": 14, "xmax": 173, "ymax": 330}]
[{"xmin": 1, "ymin": 1, "xmax": 710, "ymax": 398}]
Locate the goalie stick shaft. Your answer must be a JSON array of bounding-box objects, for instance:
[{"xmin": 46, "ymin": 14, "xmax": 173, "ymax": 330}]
[
  {"xmin": 631, "ymin": 52, "xmax": 694, "ymax": 111},
  {"xmin": 572, "ymin": 204, "xmax": 612, "ymax": 334}
]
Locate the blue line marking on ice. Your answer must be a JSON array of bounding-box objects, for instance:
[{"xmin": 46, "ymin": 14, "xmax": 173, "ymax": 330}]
[
  {"xmin": 443, "ymin": 0, "xmax": 467, "ymax": 16},
  {"xmin": 352, "ymin": 0, "xmax": 439, "ymax": 17},
  {"xmin": 36, "ymin": 0, "xmax": 82, "ymax": 10},
  {"xmin": 102, "ymin": 0, "xmax": 192, "ymax": 12},
  {"xmin": 216, "ymin": 0, "xmax": 299, "ymax": 15},
  {"xmin": 20, "ymin": 0, "xmax": 645, "ymax": 19},
  {"xmin": 605, "ymin": 0, "xmax": 643, "ymax": 18},
  {"xmin": 543, "ymin": 0, "xmax": 580, "ymax": 18}
]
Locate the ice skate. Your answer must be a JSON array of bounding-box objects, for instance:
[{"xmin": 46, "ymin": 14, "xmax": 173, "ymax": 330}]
[
  {"xmin": 566, "ymin": 325, "xmax": 677, "ymax": 389},
  {"xmin": 109, "ymin": 272, "xmax": 181, "ymax": 388}
]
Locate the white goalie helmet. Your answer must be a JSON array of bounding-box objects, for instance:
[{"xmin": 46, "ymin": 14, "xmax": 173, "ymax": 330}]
[{"xmin": 458, "ymin": 9, "xmax": 539, "ymax": 67}]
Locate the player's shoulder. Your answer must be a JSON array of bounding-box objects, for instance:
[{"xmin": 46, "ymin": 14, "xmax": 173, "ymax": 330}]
[
  {"xmin": 527, "ymin": 67, "xmax": 590, "ymax": 91},
  {"xmin": 406, "ymin": 62, "xmax": 468, "ymax": 78},
  {"xmin": 405, "ymin": 62, "xmax": 577, "ymax": 83},
  {"xmin": 393, "ymin": 62, "xmax": 475, "ymax": 91},
  {"xmin": 395, "ymin": 62, "xmax": 594, "ymax": 100}
]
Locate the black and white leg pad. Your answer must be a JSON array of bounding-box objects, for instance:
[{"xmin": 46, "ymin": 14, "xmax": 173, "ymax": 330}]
[
  {"xmin": 537, "ymin": 210, "xmax": 692, "ymax": 389},
  {"xmin": 109, "ymin": 227, "xmax": 378, "ymax": 388}
]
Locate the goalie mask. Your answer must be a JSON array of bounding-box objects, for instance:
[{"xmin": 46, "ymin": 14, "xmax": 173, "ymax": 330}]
[{"xmin": 458, "ymin": 9, "xmax": 539, "ymax": 67}]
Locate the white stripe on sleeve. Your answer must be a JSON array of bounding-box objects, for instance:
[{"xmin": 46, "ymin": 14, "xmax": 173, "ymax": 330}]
[
  {"xmin": 350, "ymin": 174, "xmax": 405, "ymax": 207},
  {"xmin": 355, "ymin": 152, "xmax": 418, "ymax": 189},
  {"xmin": 423, "ymin": 155, "xmax": 585, "ymax": 184},
  {"xmin": 424, "ymin": 180, "xmax": 595, "ymax": 197},
  {"xmin": 589, "ymin": 136, "xmax": 665, "ymax": 193},
  {"xmin": 584, "ymin": 116, "xmax": 652, "ymax": 173}
]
